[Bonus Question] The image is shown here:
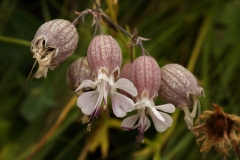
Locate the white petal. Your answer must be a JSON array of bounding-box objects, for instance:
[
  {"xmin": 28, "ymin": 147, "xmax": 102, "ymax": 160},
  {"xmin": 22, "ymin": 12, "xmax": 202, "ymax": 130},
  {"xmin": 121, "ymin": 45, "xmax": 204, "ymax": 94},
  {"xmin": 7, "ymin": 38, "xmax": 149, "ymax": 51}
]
[
  {"xmin": 98, "ymin": 71, "xmax": 109, "ymax": 81},
  {"xmin": 77, "ymin": 91, "xmax": 99, "ymax": 115},
  {"xmin": 111, "ymin": 92, "xmax": 135, "ymax": 117},
  {"xmin": 148, "ymin": 107, "xmax": 165, "ymax": 122},
  {"xmin": 150, "ymin": 111, "xmax": 173, "ymax": 132},
  {"xmin": 111, "ymin": 97, "xmax": 126, "ymax": 117},
  {"xmin": 144, "ymin": 116, "xmax": 151, "ymax": 131},
  {"xmin": 121, "ymin": 113, "xmax": 140, "ymax": 130},
  {"xmin": 154, "ymin": 104, "xmax": 175, "ymax": 113},
  {"xmin": 114, "ymin": 78, "xmax": 138, "ymax": 96},
  {"xmin": 103, "ymin": 81, "xmax": 108, "ymax": 105},
  {"xmin": 75, "ymin": 80, "xmax": 96, "ymax": 91},
  {"xmin": 161, "ymin": 112, "xmax": 173, "ymax": 128}
]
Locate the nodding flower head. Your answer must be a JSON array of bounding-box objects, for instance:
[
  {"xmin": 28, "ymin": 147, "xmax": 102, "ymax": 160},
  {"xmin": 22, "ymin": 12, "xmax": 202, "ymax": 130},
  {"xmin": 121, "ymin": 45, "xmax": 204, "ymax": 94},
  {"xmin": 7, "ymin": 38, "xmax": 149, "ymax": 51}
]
[
  {"xmin": 75, "ymin": 35, "xmax": 137, "ymax": 130},
  {"xmin": 131, "ymin": 55, "xmax": 161, "ymax": 100},
  {"xmin": 31, "ymin": 19, "xmax": 78, "ymax": 78},
  {"xmin": 121, "ymin": 56, "xmax": 175, "ymax": 144},
  {"xmin": 87, "ymin": 35, "xmax": 122, "ymax": 78},
  {"xmin": 158, "ymin": 63, "xmax": 205, "ymax": 129}
]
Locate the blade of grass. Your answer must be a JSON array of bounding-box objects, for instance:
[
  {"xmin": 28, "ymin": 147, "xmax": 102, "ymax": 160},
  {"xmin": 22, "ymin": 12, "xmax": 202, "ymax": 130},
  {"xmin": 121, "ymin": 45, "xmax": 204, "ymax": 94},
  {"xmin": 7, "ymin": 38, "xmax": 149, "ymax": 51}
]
[{"xmin": 26, "ymin": 96, "xmax": 77, "ymax": 160}]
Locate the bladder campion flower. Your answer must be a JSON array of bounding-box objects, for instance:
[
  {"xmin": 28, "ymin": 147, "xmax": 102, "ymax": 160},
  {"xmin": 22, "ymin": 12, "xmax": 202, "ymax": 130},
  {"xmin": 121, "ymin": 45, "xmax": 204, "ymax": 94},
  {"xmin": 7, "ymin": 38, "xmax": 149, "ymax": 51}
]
[
  {"xmin": 75, "ymin": 35, "xmax": 137, "ymax": 128},
  {"xmin": 192, "ymin": 104, "xmax": 240, "ymax": 159},
  {"xmin": 66, "ymin": 57, "xmax": 93, "ymax": 124},
  {"xmin": 121, "ymin": 56, "xmax": 175, "ymax": 144},
  {"xmin": 31, "ymin": 19, "xmax": 78, "ymax": 78},
  {"xmin": 158, "ymin": 63, "xmax": 204, "ymax": 129}
]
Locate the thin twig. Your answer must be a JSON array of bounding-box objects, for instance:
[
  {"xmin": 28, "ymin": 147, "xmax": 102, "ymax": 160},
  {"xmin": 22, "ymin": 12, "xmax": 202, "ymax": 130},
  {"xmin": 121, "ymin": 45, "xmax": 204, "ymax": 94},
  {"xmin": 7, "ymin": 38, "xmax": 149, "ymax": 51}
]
[
  {"xmin": 233, "ymin": 144, "xmax": 240, "ymax": 159},
  {"xmin": 73, "ymin": 8, "xmax": 150, "ymax": 56}
]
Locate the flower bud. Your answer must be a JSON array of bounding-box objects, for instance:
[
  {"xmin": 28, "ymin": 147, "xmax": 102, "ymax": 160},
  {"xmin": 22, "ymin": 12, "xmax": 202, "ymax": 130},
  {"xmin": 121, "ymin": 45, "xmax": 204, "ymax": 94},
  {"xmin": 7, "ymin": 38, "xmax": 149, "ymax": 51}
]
[
  {"xmin": 87, "ymin": 35, "xmax": 122, "ymax": 77},
  {"xmin": 131, "ymin": 56, "xmax": 161, "ymax": 99},
  {"xmin": 158, "ymin": 63, "xmax": 204, "ymax": 129},
  {"xmin": 66, "ymin": 57, "xmax": 93, "ymax": 96},
  {"xmin": 31, "ymin": 19, "xmax": 78, "ymax": 78},
  {"xmin": 158, "ymin": 63, "xmax": 204, "ymax": 108}
]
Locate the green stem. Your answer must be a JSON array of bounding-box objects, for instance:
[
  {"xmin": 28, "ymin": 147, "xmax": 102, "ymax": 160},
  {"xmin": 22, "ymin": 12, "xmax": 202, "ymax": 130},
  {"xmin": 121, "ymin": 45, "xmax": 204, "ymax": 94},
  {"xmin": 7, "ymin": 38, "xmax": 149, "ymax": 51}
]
[
  {"xmin": 187, "ymin": 13, "xmax": 212, "ymax": 72},
  {"xmin": 0, "ymin": 36, "xmax": 31, "ymax": 47},
  {"xmin": 105, "ymin": 0, "xmax": 117, "ymax": 23},
  {"xmin": 40, "ymin": 0, "xmax": 51, "ymax": 21},
  {"xmin": 105, "ymin": 0, "xmax": 131, "ymax": 56}
]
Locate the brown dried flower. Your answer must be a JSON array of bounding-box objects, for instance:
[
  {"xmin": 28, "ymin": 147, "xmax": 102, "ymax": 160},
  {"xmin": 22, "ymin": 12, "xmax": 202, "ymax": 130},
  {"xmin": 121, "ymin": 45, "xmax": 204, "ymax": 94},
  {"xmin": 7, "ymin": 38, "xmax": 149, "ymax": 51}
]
[{"xmin": 192, "ymin": 104, "xmax": 240, "ymax": 159}]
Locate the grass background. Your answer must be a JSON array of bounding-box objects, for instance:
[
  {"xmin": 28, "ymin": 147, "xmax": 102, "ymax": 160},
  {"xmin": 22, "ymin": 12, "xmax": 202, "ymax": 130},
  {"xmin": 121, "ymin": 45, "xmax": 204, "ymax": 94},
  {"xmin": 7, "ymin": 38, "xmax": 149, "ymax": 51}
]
[{"xmin": 1, "ymin": 0, "xmax": 240, "ymax": 159}]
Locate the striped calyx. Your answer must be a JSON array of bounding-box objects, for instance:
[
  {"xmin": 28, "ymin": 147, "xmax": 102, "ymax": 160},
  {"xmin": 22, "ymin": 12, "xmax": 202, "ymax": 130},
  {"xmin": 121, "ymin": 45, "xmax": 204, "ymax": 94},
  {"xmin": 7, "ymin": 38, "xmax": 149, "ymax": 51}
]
[
  {"xmin": 120, "ymin": 62, "xmax": 132, "ymax": 81},
  {"xmin": 66, "ymin": 57, "xmax": 93, "ymax": 96},
  {"xmin": 158, "ymin": 63, "xmax": 204, "ymax": 108},
  {"xmin": 87, "ymin": 35, "xmax": 122, "ymax": 77},
  {"xmin": 31, "ymin": 19, "xmax": 78, "ymax": 78},
  {"xmin": 120, "ymin": 62, "xmax": 133, "ymax": 99},
  {"xmin": 131, "ymin": 56, "xmax": 161, "ymax": 99}
]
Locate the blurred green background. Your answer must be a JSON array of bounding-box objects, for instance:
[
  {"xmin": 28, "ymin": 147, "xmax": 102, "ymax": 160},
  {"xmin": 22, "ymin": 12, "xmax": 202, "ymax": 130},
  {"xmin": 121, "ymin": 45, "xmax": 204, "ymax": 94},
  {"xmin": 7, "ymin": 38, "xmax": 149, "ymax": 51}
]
[{"xmin": 1, "ymin": 0, "xmax": 240, "ymax": 159}]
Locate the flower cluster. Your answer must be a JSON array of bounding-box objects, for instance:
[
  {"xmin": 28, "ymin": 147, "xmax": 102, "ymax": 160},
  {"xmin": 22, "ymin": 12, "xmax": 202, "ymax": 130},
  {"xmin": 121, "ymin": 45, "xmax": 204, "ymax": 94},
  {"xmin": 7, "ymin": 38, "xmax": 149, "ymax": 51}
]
[{"xmin": 30, "ymin": 10, "xmax": 205, "ymax": 144}]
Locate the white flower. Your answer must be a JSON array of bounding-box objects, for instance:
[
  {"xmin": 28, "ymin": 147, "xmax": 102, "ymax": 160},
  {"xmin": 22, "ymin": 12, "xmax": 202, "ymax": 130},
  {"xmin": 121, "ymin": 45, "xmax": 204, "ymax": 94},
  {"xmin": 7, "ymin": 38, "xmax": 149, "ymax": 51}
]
[
  {"xmin": 76, "ymin": 67, "xmax": 137, "ymax": 122},
  {"xmin": 121, "ymin": 95, "xmax": 175, "ymax": 143}
]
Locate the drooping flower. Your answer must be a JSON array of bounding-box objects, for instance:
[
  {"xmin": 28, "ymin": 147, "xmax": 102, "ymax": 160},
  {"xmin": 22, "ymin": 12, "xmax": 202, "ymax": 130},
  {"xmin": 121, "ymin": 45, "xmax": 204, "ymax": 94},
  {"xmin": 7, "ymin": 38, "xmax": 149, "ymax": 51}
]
[
  {"xmin": 192, "ymin": 104, "xmax": 240, "ymax": 159},
  {"xmin": 66, "ymin": 57, "xmax": 93, "ymax": 124},
  {"xmin": 158, "ymin": 63, "xmax": 204, "ymax": 129},
  {"xmin": 31, "ymin": 19, "xmax": 78, "ymax": 78},
  {"xmin": 75, "ymin": 35, "xmax": 138, "ymax": 127},
  {"xmin": 121, "ymin": 56, "xmax": 175, "ymax": 144}
]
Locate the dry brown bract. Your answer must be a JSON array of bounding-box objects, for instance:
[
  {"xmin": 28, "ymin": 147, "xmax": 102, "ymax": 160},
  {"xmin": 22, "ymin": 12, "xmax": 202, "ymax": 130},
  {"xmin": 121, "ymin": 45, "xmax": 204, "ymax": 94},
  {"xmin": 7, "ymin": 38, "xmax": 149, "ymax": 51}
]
[{"xmin": 192, "ymin": 104, "xmax": 240, "ymax": 159}]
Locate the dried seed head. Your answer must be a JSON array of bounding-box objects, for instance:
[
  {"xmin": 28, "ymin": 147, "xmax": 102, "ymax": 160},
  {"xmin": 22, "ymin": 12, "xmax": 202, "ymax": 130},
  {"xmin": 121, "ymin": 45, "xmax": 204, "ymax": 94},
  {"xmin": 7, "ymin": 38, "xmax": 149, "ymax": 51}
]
[
  {"xmin": 192, "ymin": 104, "xmax": 240, "ymax": 158},
  {"xmin": 131, "ymin": 56, "xmax": 161, "ymax": 99},
  {"xmin": 158, "ymin": 63, "xmax": 204, "ymax": 108},
  {"xmin": 87, "ymin": 35, "xmax": 122, "ymax": 77},
  {"xmin": 66, "ymin": 57, "xmax": 93, "ymax": 96},
  {"xmin": 31, "ymin": 19, "xmax": 78, "ymax": 78}
]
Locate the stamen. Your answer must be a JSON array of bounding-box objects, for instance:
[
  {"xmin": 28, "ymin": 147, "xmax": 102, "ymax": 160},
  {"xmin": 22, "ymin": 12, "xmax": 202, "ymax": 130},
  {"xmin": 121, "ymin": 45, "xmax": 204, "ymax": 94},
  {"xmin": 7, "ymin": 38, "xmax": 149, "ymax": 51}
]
[
  {"xmin": 103, "ymin": 104, "xmax": 107, "ymax": 110},
  {"xmin": 89, "ymin": 109, "xmax": 97, "ymax": 124},
  {"xmin": 87, "ymin": 123, "xmax": 92, "ymax": 132},
  {"xmin": 136, "ymin": 125, "xmax": 145, "ymax": 147},
  {"xmin": 190, "ymin": 95, "xmax": 198, "ymax": 118},
  {"xmin": 94, "ymin": 105, "xmax": 102, "ymax": 118},
  {"xmin": 106, "ymin": 106, "xmax": 110, "ymax": 118},
  {"xmin": 182, "ymin": 106, "xmax": 193, "ymax": 130}
]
